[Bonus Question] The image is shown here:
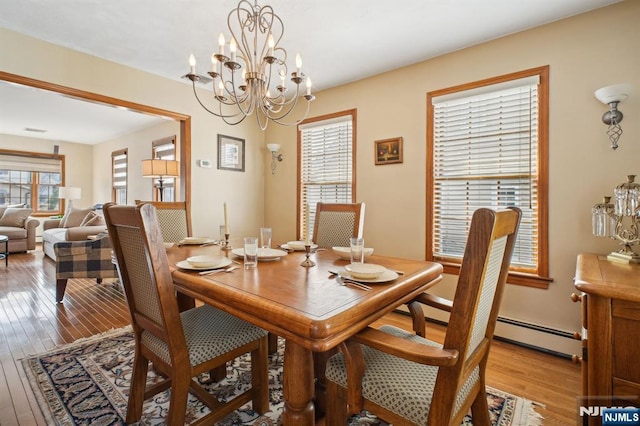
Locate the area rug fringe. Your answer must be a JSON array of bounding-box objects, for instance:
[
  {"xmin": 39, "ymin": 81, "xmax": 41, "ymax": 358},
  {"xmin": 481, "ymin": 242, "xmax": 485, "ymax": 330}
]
[{"xmin": 22, "ymin": 326, "xmax": 544, "ymax": 425}]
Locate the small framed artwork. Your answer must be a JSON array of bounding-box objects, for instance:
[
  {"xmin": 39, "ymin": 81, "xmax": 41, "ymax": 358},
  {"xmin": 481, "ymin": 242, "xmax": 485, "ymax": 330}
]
[
  {"xmin": 217, "ymin": 134, "xmax": 245, "ymax": 172},
  {"xmin": 375, "ymin": 137, "xmax": 403, "ymax": 165}
]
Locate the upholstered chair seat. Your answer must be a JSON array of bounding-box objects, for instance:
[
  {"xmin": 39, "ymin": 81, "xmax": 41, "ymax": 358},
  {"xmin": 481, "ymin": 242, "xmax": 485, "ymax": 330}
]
[{"xmin": 326, "ymin": 325, "xmax": 479, "ymax": 424}]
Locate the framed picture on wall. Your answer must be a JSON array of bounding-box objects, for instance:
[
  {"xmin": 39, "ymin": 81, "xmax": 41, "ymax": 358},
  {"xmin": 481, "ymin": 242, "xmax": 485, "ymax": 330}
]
[
  {"xmin": 374, "ymin": 137, "xmax": 403, "ymax": 165},
  {"xmin": 217, "ymin": 134, "xmax": 245, "ymax": 172}
]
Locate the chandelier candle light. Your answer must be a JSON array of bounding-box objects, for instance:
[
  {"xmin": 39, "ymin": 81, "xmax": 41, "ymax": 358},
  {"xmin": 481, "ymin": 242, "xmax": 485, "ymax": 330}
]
[
  {"xmin": 592, "ymin": 175, "xmax": 640, "ymax": 263},
  {"xmin": 185, "ymin": 0, "xmax": 315, "ymax": 130}
]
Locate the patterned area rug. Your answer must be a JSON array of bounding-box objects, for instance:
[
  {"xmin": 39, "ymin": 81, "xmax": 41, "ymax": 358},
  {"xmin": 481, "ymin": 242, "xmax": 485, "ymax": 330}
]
[{"xmin": 22, "ymin": 327, "xmax": 543, "ymax": 425}]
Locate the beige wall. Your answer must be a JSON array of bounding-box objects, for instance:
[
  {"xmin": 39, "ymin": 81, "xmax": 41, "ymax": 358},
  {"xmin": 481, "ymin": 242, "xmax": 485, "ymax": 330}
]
[
  {"xmin": 92, "ymin": 120, "xmax": 181, "ymax": 204},
  {"xmin": 0, "ymin": 27, "xmax": 268, "ymax": 241},
  {"xmin": 265, "ymin": 1, "xmax": 640, "ymax": 353}
]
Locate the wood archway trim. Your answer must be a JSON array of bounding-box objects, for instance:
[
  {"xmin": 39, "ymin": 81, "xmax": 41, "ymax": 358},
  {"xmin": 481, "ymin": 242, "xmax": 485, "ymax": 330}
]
[{"xmin": 0, "ymin": 70, "xmax": 191, "ymax": 204}]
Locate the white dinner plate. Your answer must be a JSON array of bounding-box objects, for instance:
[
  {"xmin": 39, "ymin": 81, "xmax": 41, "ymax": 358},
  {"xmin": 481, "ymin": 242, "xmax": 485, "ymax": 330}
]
[
  {"xmin": 281, "ymin": 241, "xmax": 318, "ymax": 251},
  {"xmin": 231, "ymin": 248, "xmax": 288, "ymax": 261},
  {"xmin": 176, "ymin": 257, "xmax": 232, "ymax": 271},
  {"xmin": 338, "ymin": 268, "xmax": 399, "ymax": 283},
  {"xmin": 178, "ymin": 237, "xmax": 214, "ymax": 245}
]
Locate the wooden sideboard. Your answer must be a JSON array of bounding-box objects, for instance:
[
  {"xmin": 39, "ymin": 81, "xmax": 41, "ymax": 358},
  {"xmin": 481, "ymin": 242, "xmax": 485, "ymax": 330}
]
[{"xmin": 573, "ymin": 253, "xmax": 640, "ymax": 425}]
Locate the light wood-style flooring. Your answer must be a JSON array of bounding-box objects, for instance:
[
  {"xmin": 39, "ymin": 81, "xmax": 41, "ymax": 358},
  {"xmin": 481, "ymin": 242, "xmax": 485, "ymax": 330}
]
[{"xmin": 0, "ymin": 247, "xmax": 580, "ymax": 425}]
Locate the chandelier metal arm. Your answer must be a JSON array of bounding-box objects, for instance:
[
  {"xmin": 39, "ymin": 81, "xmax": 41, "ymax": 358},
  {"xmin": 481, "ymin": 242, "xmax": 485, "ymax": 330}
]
[
  {"xmin": 190, "ymin": 81, "xmax": 247, "ymax": 125},
  {"xmin": 186, "ymin": 0, "xmax": 314, "ymax": 130}
]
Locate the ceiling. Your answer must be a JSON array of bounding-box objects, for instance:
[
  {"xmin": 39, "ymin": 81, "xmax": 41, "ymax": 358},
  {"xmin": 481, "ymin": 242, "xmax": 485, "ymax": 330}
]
[{"xmin": 0, "ymin": 0, "xmax": 622, "ymax": 144}]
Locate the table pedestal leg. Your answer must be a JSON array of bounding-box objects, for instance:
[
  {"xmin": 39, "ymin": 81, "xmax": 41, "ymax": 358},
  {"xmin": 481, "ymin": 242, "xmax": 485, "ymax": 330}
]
[{"xmin": 283, "ymin": 340, "xmax": 315, "ymax": 425}]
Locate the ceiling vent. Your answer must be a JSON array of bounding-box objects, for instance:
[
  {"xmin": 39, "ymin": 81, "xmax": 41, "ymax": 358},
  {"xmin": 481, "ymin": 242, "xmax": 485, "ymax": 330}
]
[{"xmin": 24, "ymin": 127, "xmax": 47, "ymax": 133}]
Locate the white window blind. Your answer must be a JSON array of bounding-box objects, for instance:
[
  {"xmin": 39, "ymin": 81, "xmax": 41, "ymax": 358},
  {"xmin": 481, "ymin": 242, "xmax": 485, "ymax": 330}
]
[
  {"xmin": 299, "ymin": 115, "xmax": 353, "ymax": 239},
  {"xmin": 112, "ymin": 149, "xmax": 127, "ymax": 204},
  {"xmin": 432, "ymin": 79, "xmax": 539, "ymax": 270},
  {"xmin": 0, "ymin": 153, "xmax": 61, "ymax": 173}
]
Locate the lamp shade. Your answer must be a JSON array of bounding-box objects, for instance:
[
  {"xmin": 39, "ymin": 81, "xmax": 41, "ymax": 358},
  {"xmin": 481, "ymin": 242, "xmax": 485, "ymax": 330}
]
[
  {"xmin": 142, "ymin": 159, "xmax": 179, "ymax": 177},
  {"xmin": 267, "ymin": 143, "xmax": 280, "ymax": 153},
  {"xmin": 58, "ymin": 186, "xmax": 81, "ymax": 200},
  {"xmin": 594, "ymin": 83, "xmax": 633, "ymax": 105}
]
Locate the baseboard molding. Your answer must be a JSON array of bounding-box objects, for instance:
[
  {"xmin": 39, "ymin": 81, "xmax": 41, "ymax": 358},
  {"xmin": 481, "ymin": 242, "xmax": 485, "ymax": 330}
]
[{"xmin": 393, "ymin": 309, "xmax": 580, "ymax": 358}]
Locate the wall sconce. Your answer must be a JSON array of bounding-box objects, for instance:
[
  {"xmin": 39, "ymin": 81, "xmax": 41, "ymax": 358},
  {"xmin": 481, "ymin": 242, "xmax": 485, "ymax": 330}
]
[
  {"xmin": 142, "ymin": 159, "xmax": 179, "ymax": 201},
  {"xmin": 267, "ymin": 143, "xmax": 283, "ymax": 175},
  {"xmin": 594, "ymin": 83, "xmax": 633, "ymax": 150}
]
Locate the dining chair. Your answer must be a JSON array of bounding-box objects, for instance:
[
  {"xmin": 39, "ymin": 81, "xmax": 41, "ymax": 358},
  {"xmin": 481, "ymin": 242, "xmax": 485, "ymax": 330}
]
[
  {"xmin": 103, "ymin": 202, "xmax": 269, "ymax": 425},
  {"xmin": 134, "ymin": 200, "xmax": 191, "ymax": 242},
  {"xmin": 324, "ymin": 207, "xmax": 521, "ymax": 426},
  {"xmin": 312, "ymin": 202, "xmax": 365, "ymax": 248}
]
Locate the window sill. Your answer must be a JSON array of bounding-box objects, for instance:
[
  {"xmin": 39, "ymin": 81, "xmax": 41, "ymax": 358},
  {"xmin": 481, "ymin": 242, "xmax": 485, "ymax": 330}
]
[{"xmin": 439, "ymin": 262, "xmax": 552, "ymax": 290}]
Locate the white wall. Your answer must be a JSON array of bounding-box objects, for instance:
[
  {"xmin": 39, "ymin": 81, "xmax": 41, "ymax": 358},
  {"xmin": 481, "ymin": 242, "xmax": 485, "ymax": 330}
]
[{"xmin": 264, "ymin": 1, "xmax": 640, "ymax": 354}]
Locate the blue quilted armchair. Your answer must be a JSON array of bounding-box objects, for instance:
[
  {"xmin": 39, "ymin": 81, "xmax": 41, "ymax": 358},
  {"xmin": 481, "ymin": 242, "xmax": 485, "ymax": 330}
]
[{"xmin": 54, "ymin": 233, "xmax": 118, "ymax": 302}]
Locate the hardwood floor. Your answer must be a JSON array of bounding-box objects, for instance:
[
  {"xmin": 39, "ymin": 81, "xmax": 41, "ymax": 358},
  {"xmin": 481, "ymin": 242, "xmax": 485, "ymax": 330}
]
[{"xmin": 0, "ymin": 247, "xmax": 581, "ymax": 425}]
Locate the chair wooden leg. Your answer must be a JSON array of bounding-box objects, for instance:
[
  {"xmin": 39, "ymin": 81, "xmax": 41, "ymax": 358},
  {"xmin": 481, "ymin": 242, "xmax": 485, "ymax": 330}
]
[
  {"xmin": 204, "ymin": 364, "xmax": 227, "ymax": 383},
  {"xmin": 325, "ymin": 380, "xmax": 348, "ymax": 426},
  {"xmin": 96, "ymin": 278, "xmax": 103, "ymax": 284},
  {"xmin": 55, "ymin": 278, "xmax": 68, "ymax": 303},
  {"xmin": 126, "ymin": 352, "xmax": 149, "ymax": 423},
  {"xmin": 313, "ymin": 347, "xmax": 338, "ymax": 416},
  {"xmin": 167, "ymin": 370, "xmax": 190, "ymax": 426},
  {"xmin": 470, "ymin": 388, "xmax": 491, "ymax": 426},
  {"xmin": 252, "ymin": 336, "xmax": 270, "ymax": 414}
]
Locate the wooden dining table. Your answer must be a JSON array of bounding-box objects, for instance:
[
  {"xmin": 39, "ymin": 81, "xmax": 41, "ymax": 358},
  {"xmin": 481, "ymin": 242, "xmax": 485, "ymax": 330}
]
[{"xmin": 167, "ymin": 244, "xmax": 443, "ymax": 425}]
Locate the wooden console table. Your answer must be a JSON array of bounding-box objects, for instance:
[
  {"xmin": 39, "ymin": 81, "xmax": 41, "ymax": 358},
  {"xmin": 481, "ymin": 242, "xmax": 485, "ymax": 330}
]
[{"xmin": 573, "ymin": 253, "xmax": 640, "ymax": 425}]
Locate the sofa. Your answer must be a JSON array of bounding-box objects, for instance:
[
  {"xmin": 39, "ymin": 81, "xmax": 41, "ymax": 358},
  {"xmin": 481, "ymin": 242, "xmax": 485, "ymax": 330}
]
[
  {"xmin": 0, "ymin": 205, "xmax": 40, "ymax": 253},
  {"xmin": 42, "ymin": 207, "xmax": 108, "ymax": 261}
]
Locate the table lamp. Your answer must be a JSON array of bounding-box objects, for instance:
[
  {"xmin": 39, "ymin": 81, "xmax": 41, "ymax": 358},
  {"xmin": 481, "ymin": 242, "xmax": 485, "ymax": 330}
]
[
  {"xmin": 58, "ymin": 186, "xmax": 81, "ymax": 210},
  {"xmin": 142, "ymin": 159, "xmax": 179, "ymax": 201}
]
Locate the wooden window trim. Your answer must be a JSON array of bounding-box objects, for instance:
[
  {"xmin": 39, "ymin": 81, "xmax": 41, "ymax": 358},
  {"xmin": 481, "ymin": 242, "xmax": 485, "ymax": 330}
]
[
  {"xmin": 297, "ymin": 109, "xmax": 357, "ymax": 240},
  {"xmin": 426, "ymin": 66, "xmax": 551, "ymax": 289}
]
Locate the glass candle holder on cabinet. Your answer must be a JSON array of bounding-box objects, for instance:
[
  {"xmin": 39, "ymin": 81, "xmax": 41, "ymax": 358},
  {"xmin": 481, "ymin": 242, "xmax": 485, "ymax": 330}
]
[{"xmin": 592, "ymin": 175, "xmax": 640, "ymax": 263}]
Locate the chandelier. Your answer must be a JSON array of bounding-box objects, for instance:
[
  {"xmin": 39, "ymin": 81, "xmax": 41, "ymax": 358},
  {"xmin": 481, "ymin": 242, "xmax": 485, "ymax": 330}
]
[{"xmin": 185, "ymin": 0, "xmax": 315, "ymax": 130}]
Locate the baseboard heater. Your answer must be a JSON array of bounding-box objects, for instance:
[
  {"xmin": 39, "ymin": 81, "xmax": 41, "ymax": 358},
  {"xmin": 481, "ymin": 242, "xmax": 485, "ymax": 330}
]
[{"xmin": 393, "ymin": 309, "xmax": 574, "ymax": 360}]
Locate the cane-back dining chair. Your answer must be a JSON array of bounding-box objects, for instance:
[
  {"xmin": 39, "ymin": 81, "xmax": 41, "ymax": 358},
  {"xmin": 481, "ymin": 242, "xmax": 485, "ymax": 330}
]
[
  {"xmin": 324, "ymin": 207, "xmax": 521, "ymax": 426},
  {"xmin": 135, "ymin": 200, "xmax": 191, "ymax": 243},
  {"xmin": 312, "ymin": 202, "xmax": 365, "ymax": 248},
  {"xmin": 103, "ymin": 203, "xmax": 269, "ymax": 425}
]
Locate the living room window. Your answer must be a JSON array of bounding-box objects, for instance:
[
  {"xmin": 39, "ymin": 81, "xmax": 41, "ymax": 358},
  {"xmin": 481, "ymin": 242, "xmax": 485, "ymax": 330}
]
[
  {"xmin": 427, "ymin": 66, "xmax": 551, "ymax": 288},
  {"xmin": 151, "ymin": 136, "xmax": 176, "ymax": 202},
  {"xmin": 0, "ymin": 149, "xmax": 64, "ymax": 215},
  {"xmin": 112, "ymin": 149, "xmax": 128, "ymax": 204},
  {"xmin": 297, "ymin": 109, "xmax": 356, "ymax": 239}
]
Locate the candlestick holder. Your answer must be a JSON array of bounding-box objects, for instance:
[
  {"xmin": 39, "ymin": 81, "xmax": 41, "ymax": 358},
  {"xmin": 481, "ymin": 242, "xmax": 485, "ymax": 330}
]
[
  {"xmin": 221, "ymin": 233, "xmax": 232, "ymax": 251},
  {"xmin": 300, "ymin": 244, "xmax": 316, "ymax": 267}
]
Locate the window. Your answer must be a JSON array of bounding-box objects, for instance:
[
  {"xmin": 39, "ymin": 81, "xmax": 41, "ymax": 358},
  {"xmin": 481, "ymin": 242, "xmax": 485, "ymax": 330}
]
[
  {"xmin": 427, "ymin": 66, "xmax": 550, "ymax": 288},
  {"xmin": 112, "ymin": 149, "xmax": 127, "ymax": 204},
  {"xmin": 298, "ymin": 109, "xmax": 356, "ymax": 239},
  {"xmin": 152, "ymin": 136, "xmax": 176, "ymax": 201},
  {"xmin": 0, "ymin": 149, "xmax": 64, "ymax": 214}
]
